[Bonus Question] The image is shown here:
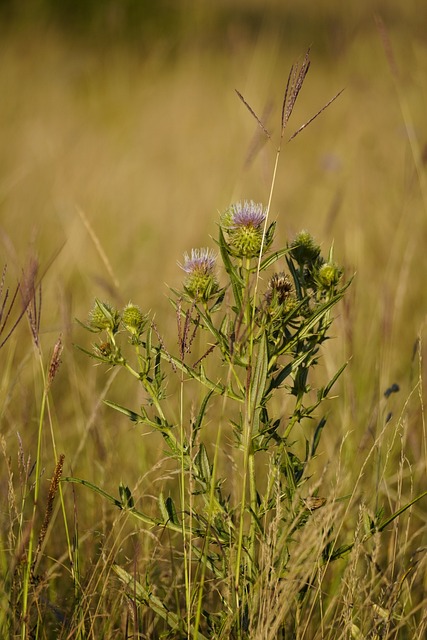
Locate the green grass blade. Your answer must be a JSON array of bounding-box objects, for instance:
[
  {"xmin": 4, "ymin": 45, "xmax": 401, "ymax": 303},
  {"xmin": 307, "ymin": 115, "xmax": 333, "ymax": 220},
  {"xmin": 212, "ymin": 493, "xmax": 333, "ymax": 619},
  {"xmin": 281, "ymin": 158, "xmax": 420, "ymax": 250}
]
[{"xmin": 376, "ymin": 490, "xmax": 427, "ymax": 532}]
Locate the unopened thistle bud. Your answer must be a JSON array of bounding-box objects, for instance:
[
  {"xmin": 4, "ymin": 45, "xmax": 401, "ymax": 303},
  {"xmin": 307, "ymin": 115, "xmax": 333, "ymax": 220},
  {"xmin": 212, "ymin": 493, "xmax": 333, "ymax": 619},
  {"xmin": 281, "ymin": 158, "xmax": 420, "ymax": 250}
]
[
  {"xmin": 89, "ymin": 300, "xmax": 121, "ymax": 333},
  {"xmin": 221, "ymin": 200, "xmax": 268, "ymax": 257},
  {"xmin": 180, "ymin": 248, "xmax": 219, "ymax": 302},
  {"xmin": 316, "ymin": 262, "xmax": 342, "ymax": 289},
  {"xmin": 289, "ymin": 231, "xmax": 321, "ymax": 266},
  {"xmin": 122, "ymin": 303, "xmax": 146, "ymax": 336}
]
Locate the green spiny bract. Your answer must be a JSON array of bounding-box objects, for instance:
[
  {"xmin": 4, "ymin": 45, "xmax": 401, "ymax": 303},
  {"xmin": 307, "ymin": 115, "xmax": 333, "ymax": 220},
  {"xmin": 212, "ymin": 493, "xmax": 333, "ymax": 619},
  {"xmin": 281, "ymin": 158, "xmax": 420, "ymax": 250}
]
[{"xmin": 88, "ymin": 299, "xmax": 121, "ymax": 333}]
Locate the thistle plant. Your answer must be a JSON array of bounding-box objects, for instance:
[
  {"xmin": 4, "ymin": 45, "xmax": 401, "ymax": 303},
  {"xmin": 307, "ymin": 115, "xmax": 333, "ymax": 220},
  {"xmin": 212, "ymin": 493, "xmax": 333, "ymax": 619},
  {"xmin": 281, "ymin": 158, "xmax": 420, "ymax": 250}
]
[
  {"xmin": 70, "ymin": 201, "xmax": 350, "ymax": 636},
  {"xmin": 67, "ymin": 51, "xmax": 425, "ymax": 638}
]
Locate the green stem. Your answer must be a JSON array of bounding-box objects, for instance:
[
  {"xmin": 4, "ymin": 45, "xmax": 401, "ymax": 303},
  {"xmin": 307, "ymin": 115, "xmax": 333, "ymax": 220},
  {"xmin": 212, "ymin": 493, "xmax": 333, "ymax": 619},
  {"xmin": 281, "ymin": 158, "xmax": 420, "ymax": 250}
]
[
  {"xmin": 124, "ymin": 362, "xmax": 167, "ymax": 422},
  {"xmin": 21, "ymin": 353, "xmax": 47, "ymax": 640},
  {"xmin": 179, "ymin": 371, "xmax": 191, "ymax": 638},
  {"xmin": 192, "ymin": 413, "xmax": 224, "ymax": 639},
  {"xmin": 234, "ymin": 377, "xmax": 252, "ymax": 635},
  {"xmin": 248, "ymin": 445, "xmax": 257, "ymax": 576}
]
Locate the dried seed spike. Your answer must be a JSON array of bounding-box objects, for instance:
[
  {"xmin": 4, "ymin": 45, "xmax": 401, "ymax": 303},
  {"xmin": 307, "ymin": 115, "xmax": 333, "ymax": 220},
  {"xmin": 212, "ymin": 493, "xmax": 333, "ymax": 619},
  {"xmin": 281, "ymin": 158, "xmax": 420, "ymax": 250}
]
[
  {"xmin": 186, "ymin": 312, "xmax": 200, "ymax": 355},
  {"xmin": 193, "ymin": 343, "xmax": 216, "ymax": 368},
  {"xmin": 0, "ymin": 264, "xmax": 6, "ymax": 304},
  {"xmin": 282, "ymin": 48, "xmax": 312, "ymax": 134},
  {"xmin": 20, "ymin": 256, "xmax": 38, "ymax": 309},
  {"xmin": 288, "ymin": 88, "xmax": 345, "ymax": 142},
  {"xmin": 375, "ymin": 14, "xmax": 399, "ymax": 80},
  {"xmin": 47, "ymin": 334, "xmax": 63, "ymax": 391},
  {"xmin": 293, "ymin": 47, "xmax": 311, "ymax": 99},
  {"xmin": 235, "ymin": 89, "xmax": 271, "ymax": 139},
  {"xmin": 0, "ymin": 278, "xmax": 19, "ymax": 339},
  {"xmin": 182, "ymin": 305, "xmax": 193, "ymax": 355},
  {"xmin": 176, "ymin": 297, "xmax": 183, "ymax": 357},
  {"xmin": 281, "ymin": 63, "xmax": 296, "ymax": 132},
  {"xmin": 291, "ymin": 51, "xmax": 311, "ymax": 113},
  {"xmin": 152, "ymin": 320, "xmax": 176, "ymax": 372}
]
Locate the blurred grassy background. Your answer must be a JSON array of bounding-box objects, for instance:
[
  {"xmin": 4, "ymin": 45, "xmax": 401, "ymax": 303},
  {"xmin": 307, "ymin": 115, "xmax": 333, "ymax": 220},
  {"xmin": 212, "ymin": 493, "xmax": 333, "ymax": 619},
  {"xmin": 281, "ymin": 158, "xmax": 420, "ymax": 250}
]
[{"xmin": 1, "ymin": 0, "xmax": 426, "ymax": 572}]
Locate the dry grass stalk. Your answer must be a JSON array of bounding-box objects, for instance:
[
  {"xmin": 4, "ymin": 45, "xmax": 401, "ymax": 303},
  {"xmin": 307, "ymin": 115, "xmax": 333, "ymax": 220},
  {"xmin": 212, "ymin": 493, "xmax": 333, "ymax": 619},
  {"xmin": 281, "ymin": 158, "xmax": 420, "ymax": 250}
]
[
  {"xmin": 31, "ymin": 453, "xmax": 65, "ymax": 575},
  {"xmin": 0, "ymin": 264, "xmax": 29, "ymax": 349}
]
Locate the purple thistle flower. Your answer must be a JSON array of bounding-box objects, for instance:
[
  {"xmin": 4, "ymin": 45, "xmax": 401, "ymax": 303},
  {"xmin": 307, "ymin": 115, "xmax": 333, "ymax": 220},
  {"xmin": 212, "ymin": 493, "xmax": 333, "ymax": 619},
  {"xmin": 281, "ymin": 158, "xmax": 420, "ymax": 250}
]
[
  {"xmin": 221, "ymin": 201, "xmax": 269, "ymax": 257},
  {"xmin": 179, "ymin": 248, "xmax": 218, "ymax": 301},
  {"xmin": 180, "ymin": 248, "xmax": 217, "ymax": 275},
  {"xmin": 226, "ymin": 200, "xmax": 267, "ymax": 230}
]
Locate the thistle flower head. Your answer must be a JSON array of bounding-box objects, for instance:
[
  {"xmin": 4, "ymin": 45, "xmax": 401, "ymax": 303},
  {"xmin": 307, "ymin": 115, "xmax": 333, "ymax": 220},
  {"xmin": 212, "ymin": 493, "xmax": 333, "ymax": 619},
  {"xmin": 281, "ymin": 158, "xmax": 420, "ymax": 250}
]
[
  {"xmin": 264, "ymin": 272, "xmax": 298, "ymax": 319},
  {"xmin": 267, "ymin": 272, "xmax": 293, "ymax": 305},
  {"xmin": 316, "ymin": 262, "xmax": 342, "ymax": 289},
  {"xmin": 181, "ymin": 248, "xmax": 217, "ymax": 275},
  {"xmin": 89, "ymin": 300, "xmax": 121, "ymax": 333},
  {"xmin": 122, "ymin": 302, "xmax": 147, "ymax": 338},
  {"xmin": 223, "ymin": 200, "xmax": 267, "ymax": 230},
  {"xmin": 180, "ymin": 248, "xmax": 219, "ymax": 301},
  {"xmin": 221, "ymin": 200, "xmax": 268, "ymax": 257},
  {"xmin": 289, "ymin": 230, "xmax": 321, "ymax": 266}
]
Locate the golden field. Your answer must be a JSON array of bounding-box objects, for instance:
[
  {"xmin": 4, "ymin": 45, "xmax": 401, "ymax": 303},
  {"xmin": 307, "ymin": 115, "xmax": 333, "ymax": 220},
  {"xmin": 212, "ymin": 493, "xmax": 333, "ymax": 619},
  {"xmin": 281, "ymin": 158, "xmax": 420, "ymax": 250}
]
[{"xmin": 1, "ymin": 2, "xmax": 427, "ymax": 637}]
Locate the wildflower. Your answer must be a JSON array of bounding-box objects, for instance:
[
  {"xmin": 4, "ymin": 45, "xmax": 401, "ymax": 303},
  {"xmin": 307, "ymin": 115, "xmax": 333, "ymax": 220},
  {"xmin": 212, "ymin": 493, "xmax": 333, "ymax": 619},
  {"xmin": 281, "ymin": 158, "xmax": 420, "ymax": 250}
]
[
  {"xmin": 122, "ymin": 303, "xmax": 146, "ymax": 337},
  {"xmin": 289, "ymin": 230, "xmax": 321, "ymax": 266},
  {"xmin": 221, "ymin": 200, "xmax": 268, "ymax": 257},
  {"xmin": 180, "ymin": 248, "xmax": 219, "ymax": 302}
]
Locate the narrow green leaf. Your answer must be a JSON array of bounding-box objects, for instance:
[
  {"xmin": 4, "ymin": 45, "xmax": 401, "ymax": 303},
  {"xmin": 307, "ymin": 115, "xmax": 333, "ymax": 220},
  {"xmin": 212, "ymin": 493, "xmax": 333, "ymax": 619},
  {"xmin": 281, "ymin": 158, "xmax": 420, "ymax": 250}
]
[
  {"xmin": 320, "ymin": 361, "xmax": 348, "ymax": 399},
  {"xmin": 195, "ymin": 443, "xmax": 211, "ymax": 484},
  {"xmin": 209, "ymin": 289, "xmax": 225, "ymax": 313},
  {"xmin": 75, "ymin": 318, "xmax": 101, "ymax": 334},
  {"xmin": 267, "ymin": 349, "xmax": 310, "ymax": 394},
  {"xmin": 119, "ymin": 483, "xmax": 134, "ymax": 508},
  {"xmin": 193, "ymin": 389, "xmax": 215, "ymax": 435},
  {"xmin": 328, "ymin": 543, "xmax": 354, "ymax": 561},
  {"xmin": 63, "ymin": 477, "xmax": 183, "ymax": 532},
  {"xmin": 311, "ymin": 416, "xmax": 327, "ymax": 456},
  {"xmin": 165, "ymin": 496, "xmax": 180, "ymax": 525},
  {"xmin": 158, "ymin": 492, "xmax": 169, "ymax": 523},
  {"xmin": 376, "ymin": 490, "xmax": 427, "ymax": 532},
  {"xmin": 74, "ymin": 343, "xmax": 109, "ymax": 362},
  {"xmin": 104, "ymin": 400, "xmax": 141, "ymax": 422},
  {"xmin": 218, "ymin": 226, "xmax": 244, "ymax": 309},
  {"xmin": 63, "ymin": 476, "xmax": 122, "ymax": 508},
  {"xmin": 145, "ymin": 323, "xmax": 152, "ymax": 360},
  {"xmin": 259, "ymin": 246, "xmax": 292, "ymax": 271}
]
